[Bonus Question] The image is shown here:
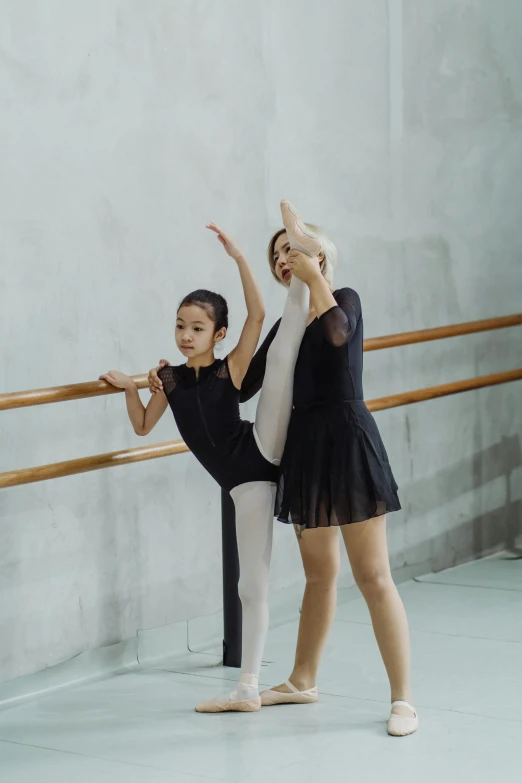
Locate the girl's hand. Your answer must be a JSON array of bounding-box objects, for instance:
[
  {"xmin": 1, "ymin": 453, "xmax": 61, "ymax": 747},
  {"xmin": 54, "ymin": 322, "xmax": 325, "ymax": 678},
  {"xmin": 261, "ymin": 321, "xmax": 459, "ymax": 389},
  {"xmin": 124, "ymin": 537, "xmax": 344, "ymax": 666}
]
[
  {"xmin": 148, "ymin": 360, "xmax": 170, "ymax": 394},
  {"xmin": 207, "ymin": 223, "xmax": 245, "ymax": 262},
  {"xmin": 99, "ymin": 370, "xmax": 135, "ymax": 390},
  {"xmin": 287, "ymin": 249, "xmax": 322, "ymax": 284}
]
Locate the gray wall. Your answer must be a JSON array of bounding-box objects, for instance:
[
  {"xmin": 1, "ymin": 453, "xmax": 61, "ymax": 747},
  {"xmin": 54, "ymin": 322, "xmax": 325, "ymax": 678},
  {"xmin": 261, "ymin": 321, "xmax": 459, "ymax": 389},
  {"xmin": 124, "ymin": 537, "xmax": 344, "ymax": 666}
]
[{"xmin": 1, "ymin": 0, "xmax": 521, "ymax": 683}]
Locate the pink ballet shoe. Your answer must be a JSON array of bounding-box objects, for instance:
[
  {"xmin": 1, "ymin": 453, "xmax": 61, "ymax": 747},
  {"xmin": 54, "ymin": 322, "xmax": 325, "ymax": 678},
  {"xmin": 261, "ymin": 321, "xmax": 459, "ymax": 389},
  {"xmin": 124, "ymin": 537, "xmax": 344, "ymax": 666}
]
[
  {"xmin": 280, "ymin": 200, "xmax": 322, "ymax": 258},
  {"xmin": 387, "ymin": 700, "xmax": 419, "ymax": 736},
  {"xmin": 195, "ymin": 694, "xmax": 261, "ymax": 713},
  {"xmin": 260, "ymin": 680, "xmax": 319, "ymax": 706}
]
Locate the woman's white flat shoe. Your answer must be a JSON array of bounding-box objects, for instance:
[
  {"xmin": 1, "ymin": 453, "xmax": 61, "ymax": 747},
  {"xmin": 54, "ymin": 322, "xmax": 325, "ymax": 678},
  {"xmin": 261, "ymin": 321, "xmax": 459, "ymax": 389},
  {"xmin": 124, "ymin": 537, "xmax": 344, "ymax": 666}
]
[
  {"xmin": 260, "ymin": 680, "xmax": 319, "ymax": 706},
  {"xmin": 387, "ymin": 700, "xmax": 419, "ymax": 736}
]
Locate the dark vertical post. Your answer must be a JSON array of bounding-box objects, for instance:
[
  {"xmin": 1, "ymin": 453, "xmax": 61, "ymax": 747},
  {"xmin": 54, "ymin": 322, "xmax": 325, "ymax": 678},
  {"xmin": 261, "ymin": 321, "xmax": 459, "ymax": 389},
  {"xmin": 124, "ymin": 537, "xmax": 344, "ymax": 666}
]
[{"xmin": 221, "ymin": 488, "xmax": 242, "ymax": 667}]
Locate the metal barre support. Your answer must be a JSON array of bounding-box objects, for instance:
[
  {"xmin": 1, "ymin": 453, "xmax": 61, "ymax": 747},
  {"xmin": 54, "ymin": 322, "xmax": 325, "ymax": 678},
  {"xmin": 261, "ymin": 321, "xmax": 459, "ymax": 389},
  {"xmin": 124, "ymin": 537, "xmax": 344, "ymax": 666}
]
[{"xmin": 221, "ymin": 488, "xmax": 242, "ymax": 668}]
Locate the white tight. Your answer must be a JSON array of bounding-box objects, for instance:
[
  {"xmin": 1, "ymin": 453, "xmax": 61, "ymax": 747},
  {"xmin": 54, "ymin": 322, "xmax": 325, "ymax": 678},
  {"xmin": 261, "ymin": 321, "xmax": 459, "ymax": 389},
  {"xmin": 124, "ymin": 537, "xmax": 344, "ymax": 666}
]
[
  {"xmin": 229, "ymin": 481, "xmax": 276, "ymax": 679},
  {"xmin": 253, "ymin": 274, "xmax": 310, "ymax": 468},
  {"xmin": 229, "ymin": 275, "xmax": 309, "ymax": 689}
]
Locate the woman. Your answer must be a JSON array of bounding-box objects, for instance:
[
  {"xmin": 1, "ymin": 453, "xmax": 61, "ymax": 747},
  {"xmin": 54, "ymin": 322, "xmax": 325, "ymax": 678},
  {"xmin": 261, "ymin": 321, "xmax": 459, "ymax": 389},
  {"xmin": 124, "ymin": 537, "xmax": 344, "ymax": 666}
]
[{"xmin": 150, "ymin": 206, "xmax": 418, "ymax": 736}]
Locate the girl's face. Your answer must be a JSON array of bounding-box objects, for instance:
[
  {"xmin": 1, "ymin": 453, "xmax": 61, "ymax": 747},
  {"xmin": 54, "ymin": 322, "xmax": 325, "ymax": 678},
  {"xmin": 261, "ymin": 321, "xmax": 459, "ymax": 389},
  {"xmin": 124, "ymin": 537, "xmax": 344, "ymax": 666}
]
[{"xmin": 175, "ymin": 304, "xmax": 224, "ymax": 359}]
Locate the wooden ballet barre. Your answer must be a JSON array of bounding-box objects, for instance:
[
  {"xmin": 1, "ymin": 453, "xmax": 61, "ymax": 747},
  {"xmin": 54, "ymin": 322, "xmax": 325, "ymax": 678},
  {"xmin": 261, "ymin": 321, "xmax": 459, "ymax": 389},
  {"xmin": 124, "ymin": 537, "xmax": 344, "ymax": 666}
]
[
  {"xmin": 0, "ymin": 374, "xmax": 149, "ymax": 412},
  {"xmin": 363, "ymin": 313, "xmax": 522, "ymax": 351},
  {"xmin": 0, "ymin": 440, "xmax": 190, "ymax": 489},
  {"xmin": 1, "ymin": 368, "xmax": 520, "ymax": 490},
  {"xmin": 0, "ymin": 314, "xmax": 520, "ymax": 412},
  {"xmin": 365, "ymin": 368, "xmax": 522, "ymax": 412}
]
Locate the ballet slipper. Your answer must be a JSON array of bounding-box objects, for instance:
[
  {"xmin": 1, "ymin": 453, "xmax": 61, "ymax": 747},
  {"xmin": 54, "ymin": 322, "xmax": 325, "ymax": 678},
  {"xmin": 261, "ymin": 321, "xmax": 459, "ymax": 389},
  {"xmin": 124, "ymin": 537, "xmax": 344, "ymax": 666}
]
[
  {"xmin": 387, "ymin": 700, "xmax": 419, "ymax": 736},
  {"xmin": 260, "ymin": 680, "xmax": 319, "ymax": 706},
  {"xmin": 195, "ymin": 674, "xmax": 261, "ymax": 713},
  {"xmin": 280, "ymin": 200, "xmax": 322, "ymax": 258},
  {"xmin": 195, "ymin": 694, "xmax": 261, "ymax": 713}
]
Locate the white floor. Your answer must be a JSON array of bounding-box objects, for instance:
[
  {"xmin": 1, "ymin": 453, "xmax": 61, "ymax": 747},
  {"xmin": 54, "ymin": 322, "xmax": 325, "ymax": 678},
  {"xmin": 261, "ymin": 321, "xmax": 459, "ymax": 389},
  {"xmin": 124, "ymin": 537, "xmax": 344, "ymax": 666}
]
[{"xmin": 1, "ymin": 553, "xmax": 521, "ymax": 783}]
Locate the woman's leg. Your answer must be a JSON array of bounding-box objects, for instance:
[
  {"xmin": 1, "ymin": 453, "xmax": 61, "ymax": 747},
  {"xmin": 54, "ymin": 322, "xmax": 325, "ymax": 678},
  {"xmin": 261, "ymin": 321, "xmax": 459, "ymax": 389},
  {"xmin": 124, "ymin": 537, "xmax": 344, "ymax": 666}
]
[
  {"xmin": 268, "ymin": 525, "xmax": 340, "ymax": 694},
  {"xmin": 340, "ymin": 515, "xmax": 414, "ymax": 719}
]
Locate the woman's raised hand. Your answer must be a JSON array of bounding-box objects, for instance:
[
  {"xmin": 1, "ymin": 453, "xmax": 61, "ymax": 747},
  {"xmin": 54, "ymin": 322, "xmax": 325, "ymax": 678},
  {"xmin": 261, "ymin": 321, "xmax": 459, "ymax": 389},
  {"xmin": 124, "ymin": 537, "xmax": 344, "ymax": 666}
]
[{"xmin": 286, "ymin": 249, "xmax": 322, "ymax": 284}]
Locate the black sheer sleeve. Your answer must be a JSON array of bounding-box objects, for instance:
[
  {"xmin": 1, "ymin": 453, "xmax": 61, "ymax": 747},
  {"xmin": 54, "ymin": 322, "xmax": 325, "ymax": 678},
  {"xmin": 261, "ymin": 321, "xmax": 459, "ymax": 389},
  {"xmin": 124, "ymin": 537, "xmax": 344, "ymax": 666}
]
[
  {"xmin": 157, "ymin": 366, "xmax": 178, "ymax": 396},
  {"xmin": 319, "ymin": 288, "xmax": 360, "ymax": 347},
  {"xmin": 239, "ymin": 319, "xmax": 281, "ymax": 402}
]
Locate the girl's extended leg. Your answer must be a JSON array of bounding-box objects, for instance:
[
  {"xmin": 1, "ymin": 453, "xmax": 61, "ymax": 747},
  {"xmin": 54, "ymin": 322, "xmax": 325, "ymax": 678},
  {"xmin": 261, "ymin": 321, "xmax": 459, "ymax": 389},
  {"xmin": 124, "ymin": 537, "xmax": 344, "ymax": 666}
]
[
  {"xmin": 253, "ymin": 273, "xmax": 309, "ymax": 465},
  {"xmin": 254, "ymin": 201, "xmax": 320, "ymax": 465}
]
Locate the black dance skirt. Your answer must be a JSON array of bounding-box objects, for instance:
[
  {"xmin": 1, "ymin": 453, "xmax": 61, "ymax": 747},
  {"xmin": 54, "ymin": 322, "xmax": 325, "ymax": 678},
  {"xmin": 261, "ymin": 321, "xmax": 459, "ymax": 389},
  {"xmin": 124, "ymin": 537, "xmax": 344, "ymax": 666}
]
[{"xmin": 275, "ymin": 400, "xmax": 401, "ymax": 529}]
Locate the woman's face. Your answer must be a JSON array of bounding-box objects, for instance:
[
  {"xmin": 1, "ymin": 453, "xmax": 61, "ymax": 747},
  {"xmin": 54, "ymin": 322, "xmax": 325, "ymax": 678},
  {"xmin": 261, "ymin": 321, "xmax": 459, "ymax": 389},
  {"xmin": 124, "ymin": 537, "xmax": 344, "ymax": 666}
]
[
  {"xmin": 272, "ymin": 232, "xmax": 293, "ymax": 287},
  {"xmin": 272, "ymin": 231, "xmax": 324, "ymax": 287}
]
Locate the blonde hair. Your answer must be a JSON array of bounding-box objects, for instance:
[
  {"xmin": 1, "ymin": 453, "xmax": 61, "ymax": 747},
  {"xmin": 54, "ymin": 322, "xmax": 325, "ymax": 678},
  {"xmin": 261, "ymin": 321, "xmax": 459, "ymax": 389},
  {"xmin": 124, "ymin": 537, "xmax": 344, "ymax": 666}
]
[{"xmin": 267, "ymin": 223, "xmax": 337, "ymax": 286}]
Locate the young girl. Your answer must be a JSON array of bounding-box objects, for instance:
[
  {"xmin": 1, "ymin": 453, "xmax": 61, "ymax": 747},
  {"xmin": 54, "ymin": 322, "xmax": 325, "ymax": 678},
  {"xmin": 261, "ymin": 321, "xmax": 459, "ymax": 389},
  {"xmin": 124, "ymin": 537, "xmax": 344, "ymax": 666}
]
[
  {"xmin": 100, "ymin": 204, "xmax": 322, "ymax": 713},
  {"xmin": 150, "ymin": 205, "xmax": 417, "ymax": 736}
]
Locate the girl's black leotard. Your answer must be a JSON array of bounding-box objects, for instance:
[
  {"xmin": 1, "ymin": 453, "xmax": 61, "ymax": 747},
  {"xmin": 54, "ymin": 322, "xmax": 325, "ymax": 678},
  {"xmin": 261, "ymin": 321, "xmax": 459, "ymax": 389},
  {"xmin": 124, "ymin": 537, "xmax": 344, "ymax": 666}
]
[
  {"xmin": 240, "ymin": 287, "xmax": 401, "ymax": 529},
  {"xmin": 158, "ymin": 358, "xmax": 278, "ymax": 492}
]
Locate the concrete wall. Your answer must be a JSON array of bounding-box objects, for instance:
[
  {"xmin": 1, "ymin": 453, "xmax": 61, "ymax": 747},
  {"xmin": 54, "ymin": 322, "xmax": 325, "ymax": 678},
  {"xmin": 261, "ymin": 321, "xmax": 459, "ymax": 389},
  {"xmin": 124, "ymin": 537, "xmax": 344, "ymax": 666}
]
[{"xmin": 1, "ymin": 0, "xmax": 521, "ymax": 683}]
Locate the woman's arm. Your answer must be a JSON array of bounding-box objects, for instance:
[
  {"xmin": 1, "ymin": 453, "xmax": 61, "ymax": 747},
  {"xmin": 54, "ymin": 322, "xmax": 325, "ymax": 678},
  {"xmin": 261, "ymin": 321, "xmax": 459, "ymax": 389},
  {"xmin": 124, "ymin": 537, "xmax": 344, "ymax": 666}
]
[
  {"xmin": 206, "ymin": 223, "xmax": 265, "ymax": 389},
  {"xmin": 287, "ymin": 249, "xmax": 337, "ymax": 316},
  {"xmin": 99, "ymin": 370, "xmax": 168, "ymax": 435},
  {"xmin": 287, "ymin": 251, "xmax": 359, "ymax": 347},
  {"xmin": 317, "ymin": 288, "xmax": 359, "ymax": 347}
]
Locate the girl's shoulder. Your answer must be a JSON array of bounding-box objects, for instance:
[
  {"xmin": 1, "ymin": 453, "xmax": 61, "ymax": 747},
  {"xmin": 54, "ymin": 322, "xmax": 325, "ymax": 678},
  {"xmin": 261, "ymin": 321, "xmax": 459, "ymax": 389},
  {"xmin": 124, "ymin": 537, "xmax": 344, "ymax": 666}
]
[
  {"xmin": 217, "ymin": 356, "xmax": 231, "ymax": 379},
  {"xmin": 158, "ymin": 358, "xmax": 231, "ymax": 395},
  {"xmin": 157, "ymin": 363, "xmax": 185, "ymax": 380},
  {"xmin": 157, "ymin": 364, "xmax": 186, "ymax": 395}
]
